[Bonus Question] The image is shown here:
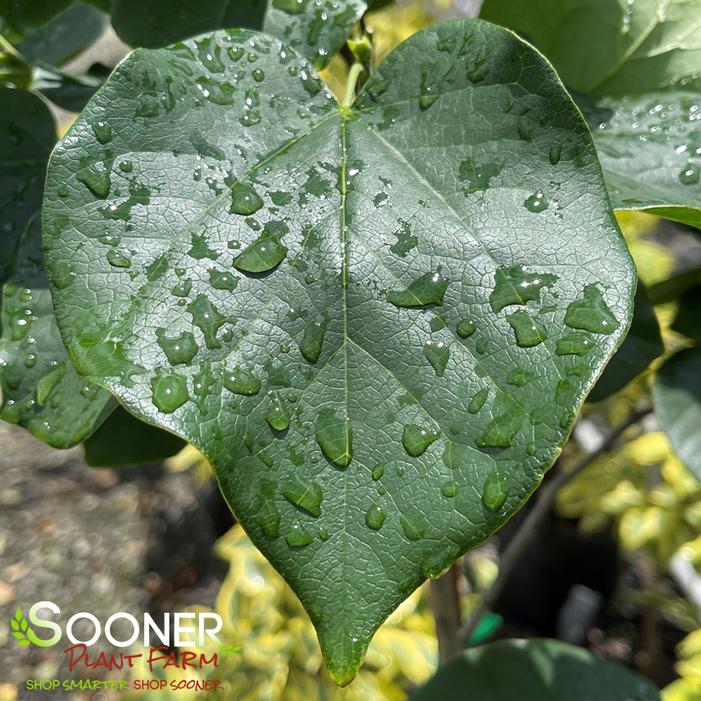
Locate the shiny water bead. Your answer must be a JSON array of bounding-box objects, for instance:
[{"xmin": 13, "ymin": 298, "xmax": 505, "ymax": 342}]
[{"xmin": 387, "ymin": 271, "xmax": 448, "ymax": 308}]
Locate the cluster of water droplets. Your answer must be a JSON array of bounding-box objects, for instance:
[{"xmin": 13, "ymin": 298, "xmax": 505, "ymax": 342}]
[{"xmin": 596, "ymin": 95, "xmax": 701, "ymax": 187}]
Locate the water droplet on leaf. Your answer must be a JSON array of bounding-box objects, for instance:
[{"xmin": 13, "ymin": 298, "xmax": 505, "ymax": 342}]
[
  {"xmin": 91, "ymin": 121, "xmax": 112, "ymax": 144},
  {"xmin": 299, "ymin": 317, "xmax": 328, "ymax": 364},
  {"xmin": 315, "ymin": 408, "xmax": 352, "ymax": 468},
  {"xmin": 402, "ymin": 424, "xmax": 439, "ymax": 457},
  {"xmin": 151, "ymin": 370, "xmax": 189, "ymax": 413},
  {"xmin": 441, "ymin": 480, "xmax": 457, "ymax": 497},
  {"xmin": 457, "ymin": 320, "xmax": 476, "ymax": 338},
  {"xmin": 209, "ymin": 268, "xmax": 238, "ymax": 292},
  {"xmin": 234, "ymin": 234, "xmax": 287, "ymax": 273},
  {"xmin": 230, "ymin": 181, "xmax": 264, "ymax": 215},
  {"xmin": 286, "ymin": 521, "xmax": 313, "ymax": 548},
  {"xmin": 258, "ymin": 498, "xmax": 280, "ymax": 538},
  {"xmin": 678, "ymin": 164, "xmax": 700, "ymax": 185},
  {"xmin": 481, "ymin": 470, "xmax": 508, "ymax": 512},
  {"xmin": 387, "ymin": 271, "xmax": 448, "ymax": 308},
  {"xmin": 266, "ymin": 393, "xmax": 290, "ymax": 430},
  {"xmin": 157, "ymin": 329, "xmax": 198, "ymax": 365},
  {"xmin": 187, "ymin": 294, "xmax": 226, "ymax": 349},
  {"xmin": 476, "ymin": 402, "xmax": 523, "ymax": 448},
  {"xmin": 556, "ymin": 332, "xmax": 594, "ymax": 356},
  {"xmin": 282, "ymin": 475, "xmax": 322, "ymax": 517},
  {"xmin": 507, "ymin": 310, "xmax": 548, "ymax": 347},
  {"xmin": 564, "ymin": 284, "xmax": 619, "ymax": 335},
  {"xmin": 223, "ymin": 367, "xmax": 261, "ymax": 395},
  {"xmin": 490, "ymin": 266, "xmax": 557, "ymax": 312},
  {"xmin": 77, "ymin": 163, "xmax": 111, "ymax": 199},
  {"xmin": 365, "ymin": 504, "xmax": 386, "ymax": 530},
  {"xmin": 400, "ymin": 513, "xmax": 424, "ymax": 541},
  {"xmin": 424, "ymin": 340, "xmax": 450, "ymax": 376},
  {"xmin": 468, "ymin": 388, "xmax": 489, "ymax": 414}
]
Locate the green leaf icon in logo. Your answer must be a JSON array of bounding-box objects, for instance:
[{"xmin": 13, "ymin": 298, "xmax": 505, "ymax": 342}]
[{"xmin": 9, "ymin": 608, "xmax": 54, "ymax": 647}]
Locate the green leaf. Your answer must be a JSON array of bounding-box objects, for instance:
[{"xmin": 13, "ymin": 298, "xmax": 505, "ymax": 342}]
[
  {"xmin": 588, "ymin": 283, "xmax": 663, "ymax": 401},
  {"xmin": 42, "ymin": 21, "xmax": 635, "ymax": 683},
  {"xmin": 0, "ymin": 86, "xmax": 114, "ymax": 446},
  {"xmin": 582, "ymin": 91, "xmax": 701, "ymax": 228},
  {"xmin": 83, "ymin": 405, "xmax": 186, "ymax": 466},
  {"xmin": 0, "ymin": 87, "xmax": 54, "ymax": 287},
  {"xmin": 654, "ymin": 347, "xmax": 701, "ymax": 481},
  {"xmin": 480, "ymin": 0, "xmax": 701, "ymax": 96},
  {"xmin": 411, "ymin": 639, "xmax": 661, "ymax": 701},
  {"xmin": 671, "ymin": 285, "xmax": 701, "ymax": 340},
  {"xmin": 0, "ymin": 215, "xmax": 115, "ymax": 446},
  {"xmin": 32, "ymin": 64, "xmax": 105, "ymax": 112},
  {"xmin": 16, "ymin": 3, "xmax": 107, "ymax": 67},
  {"xmin": 0, "ymin": 0, "xmax": 73, "ymax": 32},
  {"xmin": 480, "ymin": 2, "xmax": 701, "ymax": 226},
  {"xmin": 648, "ymin": 264, "xmax": 701, "ymax": 304},
  {"xmin": 109, "ymin": 0, "xmax": 367, "ymax": 68}
]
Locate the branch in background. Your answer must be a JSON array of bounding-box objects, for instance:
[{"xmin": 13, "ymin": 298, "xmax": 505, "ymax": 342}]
[
  {"xmin": 430, "ymin": 565, "xmax": 462, "ymax": 663},
  {"xmin": 460, "ymin": 404, "xmax": 654, "ymax": 644}
]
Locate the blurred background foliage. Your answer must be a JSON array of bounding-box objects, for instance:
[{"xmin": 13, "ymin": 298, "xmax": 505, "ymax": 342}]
[{"xmin": 2, "ymin": 0, "xmax": 701, "ymax": 699}]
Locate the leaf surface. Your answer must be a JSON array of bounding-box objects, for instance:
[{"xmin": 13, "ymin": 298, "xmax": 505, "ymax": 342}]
[
  {"xmin": 110, "ymin": 0, "xmax": 366, "ymax": 68},
  {"xmin": 0, "ymin": 217, "xmax": 115, "ymax": 445},
  {"xmin": 0, "ymin": 87, "xmax": 114, "ymax": 446},
  {"xmin": 0, "ymin": 87, "xmax": 53, "ymax": 287},
  {"xmin": 654, "ymin": 347, "xmax": 701, "ymax": 480},
  {"xmin": 480, "ymin": 0, "xmax": 701, "ymax": 96},
  {"xmin": 583, "ymin": 91, "xmax": 701, "ymax": 228},
  {"xmin": 411, "ymin": 639, "xmax": 661, "ymax": 701},
  {"xmin": 42, "ymin": 21, "xmax": 635, "ymax": 682}
]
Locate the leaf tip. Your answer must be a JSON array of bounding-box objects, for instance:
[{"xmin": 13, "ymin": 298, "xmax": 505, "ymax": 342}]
[{"xmin": 318, "ymin": 624, "xmax": 370, "ymax": 687}]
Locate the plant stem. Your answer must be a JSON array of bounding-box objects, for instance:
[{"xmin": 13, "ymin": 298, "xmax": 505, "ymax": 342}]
[
  {"xmin": 460, "ymin": 404, "xmax": 653, "ymax": 644},
  {"xmin": 342, "ymin": 63, "xmax": 364, "ymax": 106},
  {"xmin": 430, "ymin": 565, "xmax": 462, "ymax": 664}
]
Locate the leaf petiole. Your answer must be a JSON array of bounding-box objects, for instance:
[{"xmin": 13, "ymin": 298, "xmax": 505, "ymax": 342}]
[{"xmin": 342, "ymin": 62, "xmax": 364, "ymax": 106}]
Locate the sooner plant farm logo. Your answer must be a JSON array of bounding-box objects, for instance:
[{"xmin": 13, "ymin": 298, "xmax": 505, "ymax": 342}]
[
  {"xmin": 9, "ymin": 601, "xmax": 234, "ymax": 692},
  {"xmin": 10, "ymin": 601, "xmax": 223, "ymax": 650}
]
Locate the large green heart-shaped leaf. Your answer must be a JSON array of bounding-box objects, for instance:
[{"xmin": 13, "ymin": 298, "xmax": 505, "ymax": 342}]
[
  {"xmin": 109, "ymin": 0, "xmax": 366, "ymax": 68},
  {"xmin": 42, "ymin": 20, "xmax": 634, "ymax": 683},
  {"xmin": 0, "ymin": 87, "xmax": 115, "ymax": 445},
  {"xmin": 411, "ymin": 639, "xmax": 661, "ymax": 701},
  {"xmin": 654, "ymin": 347, "xmax": 701, "ymax": 481},
  {"xmin": 480, "ymin": 0, "xmax": 701, "ymax": 96},
  {"xmin": 583, "ymin": 92, "xmax": 701, "ymax": 229}
]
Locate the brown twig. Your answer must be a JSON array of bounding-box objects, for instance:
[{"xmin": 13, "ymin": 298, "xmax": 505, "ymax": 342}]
[{"xmin": 430, "ymin": 565, "xmax": 463, "ymax": 663}]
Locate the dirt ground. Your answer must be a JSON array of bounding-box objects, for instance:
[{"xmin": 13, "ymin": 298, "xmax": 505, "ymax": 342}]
[{"xmin": 0, "ymin": 422, "xmax": 223, "ymax": 701}]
